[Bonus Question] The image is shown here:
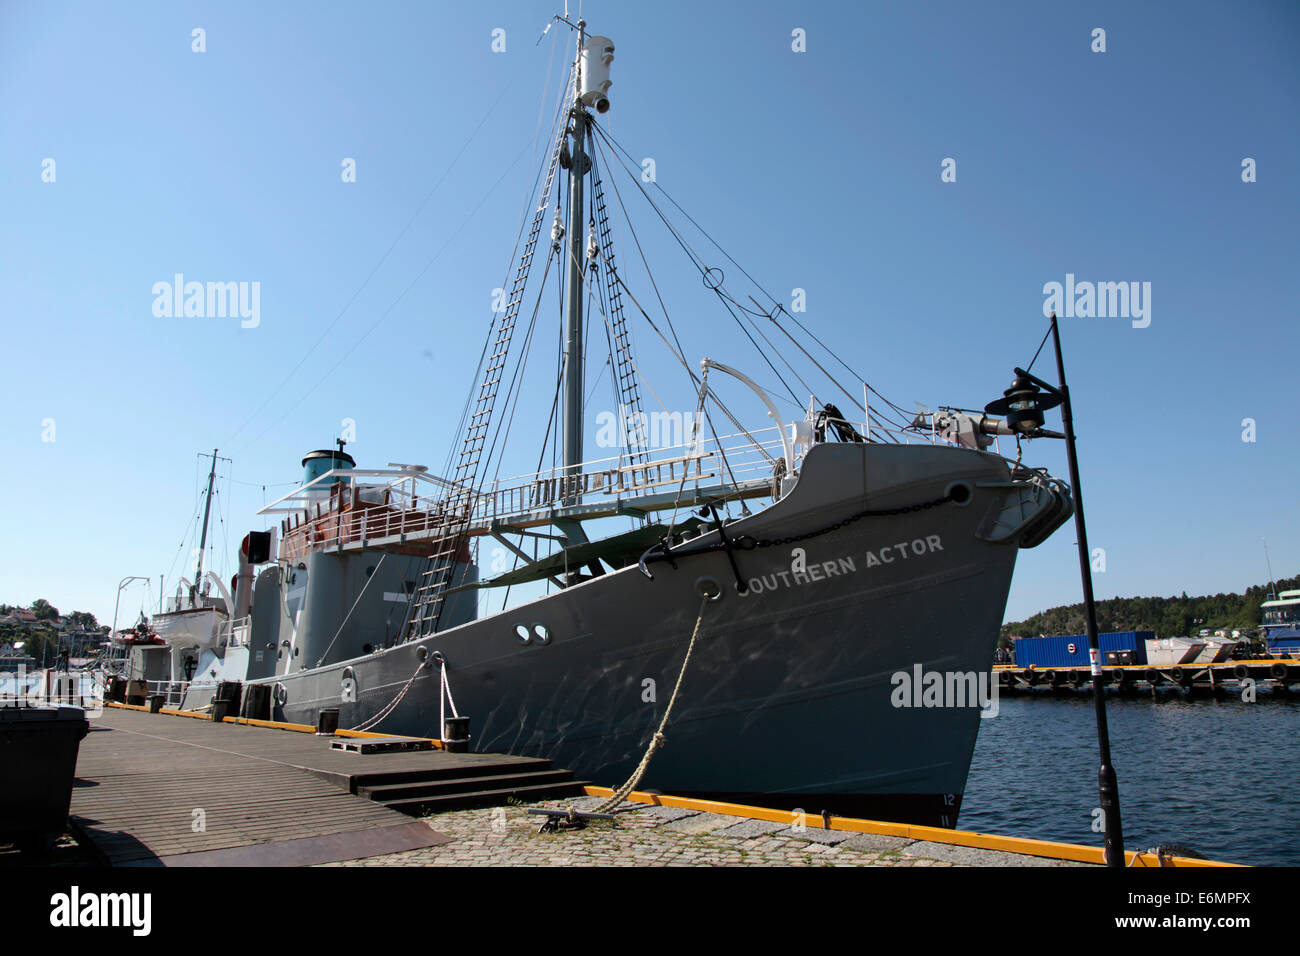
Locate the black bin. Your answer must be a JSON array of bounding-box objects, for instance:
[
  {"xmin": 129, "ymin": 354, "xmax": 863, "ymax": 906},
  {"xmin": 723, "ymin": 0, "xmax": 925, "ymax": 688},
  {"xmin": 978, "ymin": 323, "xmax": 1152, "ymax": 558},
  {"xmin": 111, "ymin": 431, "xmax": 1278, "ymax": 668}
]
[{"xmin": 0, "ymin": 706, "xmax": 90, "ymax": 854}]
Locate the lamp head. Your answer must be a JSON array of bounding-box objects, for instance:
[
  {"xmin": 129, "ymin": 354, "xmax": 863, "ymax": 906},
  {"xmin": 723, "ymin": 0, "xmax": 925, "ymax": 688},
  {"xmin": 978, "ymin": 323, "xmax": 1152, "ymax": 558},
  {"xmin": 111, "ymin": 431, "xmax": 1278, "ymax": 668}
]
[{"xmin": 984, "ymin": 372, "xmax": 1062, "ymax": 435}]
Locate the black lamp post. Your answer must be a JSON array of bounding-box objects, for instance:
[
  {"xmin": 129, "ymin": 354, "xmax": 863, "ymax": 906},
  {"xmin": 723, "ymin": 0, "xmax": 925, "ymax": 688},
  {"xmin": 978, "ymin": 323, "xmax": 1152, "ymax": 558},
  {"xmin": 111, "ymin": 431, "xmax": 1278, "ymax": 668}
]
[{"xmin": 986, "ymin": 311, "xmax": 1125, "ymax": 868}]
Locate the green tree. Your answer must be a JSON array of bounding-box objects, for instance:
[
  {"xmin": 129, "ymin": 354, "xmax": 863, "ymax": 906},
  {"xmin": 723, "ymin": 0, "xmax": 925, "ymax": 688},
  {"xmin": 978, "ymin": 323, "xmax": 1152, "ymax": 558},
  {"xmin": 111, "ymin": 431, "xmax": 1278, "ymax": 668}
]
[
  {"xmin": 66, "ymin": 610, "xmax": 99, "ymax": 630},
  {"xmin": 30, "ymin": 599, "xmax": 60, "ymax": 621},
  {"xmin": 18, "ymin": 629, "xmax": 58, "ymax": 664}
]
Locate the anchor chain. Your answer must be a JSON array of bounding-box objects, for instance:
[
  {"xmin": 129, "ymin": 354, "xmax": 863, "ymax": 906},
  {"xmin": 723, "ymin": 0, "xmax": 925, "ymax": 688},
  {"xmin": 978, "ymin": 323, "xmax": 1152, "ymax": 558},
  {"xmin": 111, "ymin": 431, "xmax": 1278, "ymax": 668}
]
[{"xmin": 638, "ymin": 490, "xmax": 956, "ymax": 581}]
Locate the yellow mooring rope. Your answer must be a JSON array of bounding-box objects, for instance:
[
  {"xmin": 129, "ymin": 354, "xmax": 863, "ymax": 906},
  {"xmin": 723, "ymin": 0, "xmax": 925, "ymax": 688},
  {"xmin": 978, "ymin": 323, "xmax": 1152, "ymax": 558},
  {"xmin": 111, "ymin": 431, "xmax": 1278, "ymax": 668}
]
[{"xmin": 595, "ymin": 596, "xmax": 710, "ymax": 814}]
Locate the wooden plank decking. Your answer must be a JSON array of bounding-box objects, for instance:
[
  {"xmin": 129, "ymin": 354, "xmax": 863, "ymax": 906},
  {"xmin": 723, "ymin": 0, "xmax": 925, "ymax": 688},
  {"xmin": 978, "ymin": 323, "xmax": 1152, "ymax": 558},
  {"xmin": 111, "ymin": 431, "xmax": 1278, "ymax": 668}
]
[{"xmin": 68, "ymin": 707, "xmax": 531, "ymax": 865}]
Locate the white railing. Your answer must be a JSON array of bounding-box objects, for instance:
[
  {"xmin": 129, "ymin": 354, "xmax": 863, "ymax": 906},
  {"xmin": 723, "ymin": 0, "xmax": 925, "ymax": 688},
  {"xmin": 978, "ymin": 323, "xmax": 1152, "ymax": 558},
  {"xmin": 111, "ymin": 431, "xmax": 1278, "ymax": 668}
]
[
  {"xmin": 217, "ymin": 616, "xmax": 252, "ymax": 649},
  {"xmin": 269, "ymin": 414, "xmax": 1031, "ymax": 561},
  {"xmin": 277, "ymin": 426, "xmax": 790, "ymax": 559},
  {"xmin": 145, "ymin": 679, "xmax": 190, "ymax": 706}
]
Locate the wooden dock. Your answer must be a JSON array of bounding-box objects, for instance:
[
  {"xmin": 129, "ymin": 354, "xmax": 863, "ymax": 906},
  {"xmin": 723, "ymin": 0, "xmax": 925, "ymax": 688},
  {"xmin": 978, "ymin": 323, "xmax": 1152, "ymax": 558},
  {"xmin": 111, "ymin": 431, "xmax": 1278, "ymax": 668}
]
[
  {"xmin": 997, "ymin": 659, "xmax": 1296, "ymax": 695},
  {"xmin": 70, "ymin": 707, "xmax": 583, "ymax": 866}
]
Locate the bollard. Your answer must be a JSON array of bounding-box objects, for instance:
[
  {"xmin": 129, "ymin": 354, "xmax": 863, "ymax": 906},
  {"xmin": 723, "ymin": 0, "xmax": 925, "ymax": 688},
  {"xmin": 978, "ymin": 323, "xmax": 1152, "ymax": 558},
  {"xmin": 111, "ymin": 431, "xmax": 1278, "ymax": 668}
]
[
  {"xmin": 148, "ymin": 695, "xmax": 165, "ymax": 714},
  {"xmin": 316, "ymin": 708, "xmax": 340, "ymax": 736},
  {"xmin": 442, "ymin": 715, "xmax": 471, "ymax": 753}
]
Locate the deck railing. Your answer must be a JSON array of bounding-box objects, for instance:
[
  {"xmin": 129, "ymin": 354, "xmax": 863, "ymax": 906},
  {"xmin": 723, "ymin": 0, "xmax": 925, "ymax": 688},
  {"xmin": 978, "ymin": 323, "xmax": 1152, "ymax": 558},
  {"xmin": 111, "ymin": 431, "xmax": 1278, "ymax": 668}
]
[
  {"xmin": 278, "ymin": 426, "xmax": 789, "ymax": 560},
  {"xmin": 272, "ymin": 413, "xmax": 1013, "ymax": 561}
]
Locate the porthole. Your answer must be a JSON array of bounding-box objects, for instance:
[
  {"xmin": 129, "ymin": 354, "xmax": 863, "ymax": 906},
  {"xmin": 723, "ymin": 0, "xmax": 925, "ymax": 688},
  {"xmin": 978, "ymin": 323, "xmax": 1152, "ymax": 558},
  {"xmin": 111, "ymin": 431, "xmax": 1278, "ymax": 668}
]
[
  {"xmin": 514, "ymin": 624, "xmax": 531, "ymax": 644},
  {"xmin": 532, "ymin": 624, "xmax": 551, "ymax": 645}
]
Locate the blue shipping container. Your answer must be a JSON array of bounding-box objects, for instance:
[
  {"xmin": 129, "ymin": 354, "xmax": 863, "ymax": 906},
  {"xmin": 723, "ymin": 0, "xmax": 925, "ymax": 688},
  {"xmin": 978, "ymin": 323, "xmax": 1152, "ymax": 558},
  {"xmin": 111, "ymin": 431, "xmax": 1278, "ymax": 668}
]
[{"xmin": 1013, "ymin": 631, "xmax": 1152, "ymax": 667}]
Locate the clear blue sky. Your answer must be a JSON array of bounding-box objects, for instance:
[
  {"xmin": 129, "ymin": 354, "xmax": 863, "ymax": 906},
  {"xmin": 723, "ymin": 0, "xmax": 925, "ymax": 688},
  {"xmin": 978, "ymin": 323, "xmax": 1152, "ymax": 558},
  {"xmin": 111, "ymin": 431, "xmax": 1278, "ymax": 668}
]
[{"xmin": 2, "ymin": 0, "xmax": 1297, "ymax": 628}]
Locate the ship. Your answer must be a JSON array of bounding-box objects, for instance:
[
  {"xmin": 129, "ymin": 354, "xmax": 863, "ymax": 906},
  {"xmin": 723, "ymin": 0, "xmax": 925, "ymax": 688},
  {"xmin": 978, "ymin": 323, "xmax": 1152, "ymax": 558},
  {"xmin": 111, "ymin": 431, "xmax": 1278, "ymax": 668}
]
[
  {"xmin": 1260, "ymin": 589, "xmax": 1300, "ymax": 658},
  {"xmin": 126, "ymin": 20, "xmax": 1075, "ymax": 827}
]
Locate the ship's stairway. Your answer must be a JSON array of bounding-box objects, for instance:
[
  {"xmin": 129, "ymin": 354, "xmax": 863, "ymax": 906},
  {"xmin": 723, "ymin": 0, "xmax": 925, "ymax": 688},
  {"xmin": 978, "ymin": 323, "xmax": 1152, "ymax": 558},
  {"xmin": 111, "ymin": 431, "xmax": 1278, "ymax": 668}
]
[{"xmin": 349, "ymin": 758, "xmax": 590, "ymax": 815}]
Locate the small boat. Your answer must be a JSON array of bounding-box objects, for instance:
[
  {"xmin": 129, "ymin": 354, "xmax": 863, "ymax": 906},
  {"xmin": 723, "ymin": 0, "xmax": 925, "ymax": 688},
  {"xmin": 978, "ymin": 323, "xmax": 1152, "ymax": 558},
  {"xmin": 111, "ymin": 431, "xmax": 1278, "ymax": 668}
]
[{"xmin": 1144, "ymin": 637, "xmax": 1208, "ymax": 667}]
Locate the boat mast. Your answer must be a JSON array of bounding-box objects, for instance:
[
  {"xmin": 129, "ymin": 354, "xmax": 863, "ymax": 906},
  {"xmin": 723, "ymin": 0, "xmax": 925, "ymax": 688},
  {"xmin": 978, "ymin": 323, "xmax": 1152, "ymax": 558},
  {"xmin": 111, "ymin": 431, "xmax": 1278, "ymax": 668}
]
[
  {"xmin": 1263, "ymin": 537, "xmax": 1277, "ymax": 600},
  {"xmin": 193, "ymin": 448, "xmax": 220, "ymax": 605},
  {"xmin": 562, "ymin": 20, "xmax": 590, "ymax": 499}
]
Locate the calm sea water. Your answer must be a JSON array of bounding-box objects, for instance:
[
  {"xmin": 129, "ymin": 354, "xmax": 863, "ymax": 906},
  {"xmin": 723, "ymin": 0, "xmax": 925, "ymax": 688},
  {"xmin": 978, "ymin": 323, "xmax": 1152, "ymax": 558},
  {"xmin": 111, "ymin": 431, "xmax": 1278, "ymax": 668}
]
[{"xmin": 961, "ymin": 692, "xmax": 1300, "ymax": 867}]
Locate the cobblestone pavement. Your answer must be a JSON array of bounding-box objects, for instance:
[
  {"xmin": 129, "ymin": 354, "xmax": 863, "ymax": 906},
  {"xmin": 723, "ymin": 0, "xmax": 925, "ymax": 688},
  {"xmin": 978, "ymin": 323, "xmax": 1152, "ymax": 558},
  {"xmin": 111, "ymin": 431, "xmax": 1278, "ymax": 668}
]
[{"xmin": 320, "ymin": 796, "xmax": 1091, "ymax": 867}]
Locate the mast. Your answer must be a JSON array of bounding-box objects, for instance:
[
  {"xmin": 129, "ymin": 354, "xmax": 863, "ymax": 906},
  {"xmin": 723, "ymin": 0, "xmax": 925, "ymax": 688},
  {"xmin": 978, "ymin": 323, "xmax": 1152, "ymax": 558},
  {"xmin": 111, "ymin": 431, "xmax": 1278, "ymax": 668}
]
[
  {"xmin": 562, "ymin": 20, "xmax": 590, "ymax": 497},
  {"xmin": 1263, "ymin": 537, "xmax": 1277, "ymax": 600},
  {"xmin": 193, "ymin": 448, "xmax": 219, "ymax": 604}
]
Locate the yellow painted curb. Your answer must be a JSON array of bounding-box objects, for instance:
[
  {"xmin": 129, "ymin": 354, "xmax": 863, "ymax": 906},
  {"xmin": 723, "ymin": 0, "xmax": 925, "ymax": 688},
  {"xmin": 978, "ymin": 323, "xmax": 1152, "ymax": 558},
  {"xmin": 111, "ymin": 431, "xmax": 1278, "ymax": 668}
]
[{"xmin": 581, "ymin": 786, "xmax": 1241, "ymax": 868}]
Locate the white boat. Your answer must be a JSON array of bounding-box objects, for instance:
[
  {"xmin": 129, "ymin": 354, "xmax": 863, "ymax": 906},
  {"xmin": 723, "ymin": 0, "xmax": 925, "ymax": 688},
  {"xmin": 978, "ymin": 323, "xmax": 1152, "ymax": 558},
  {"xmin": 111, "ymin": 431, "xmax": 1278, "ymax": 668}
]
[{"xmin": 1145, "ymin": 637, "xmax": 1208, "ymax": 667}]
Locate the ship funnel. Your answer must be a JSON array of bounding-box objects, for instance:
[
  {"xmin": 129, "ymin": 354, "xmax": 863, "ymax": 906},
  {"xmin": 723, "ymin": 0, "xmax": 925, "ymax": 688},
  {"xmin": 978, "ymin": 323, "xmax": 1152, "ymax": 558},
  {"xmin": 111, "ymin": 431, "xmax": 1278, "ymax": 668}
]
[
  {"xmin": 301, "ymin": 447, "xmax": 355, "ymax": 489},
  {"xmin": 580, "ymin": 35, "xmax": 614, "ymax": 113}
]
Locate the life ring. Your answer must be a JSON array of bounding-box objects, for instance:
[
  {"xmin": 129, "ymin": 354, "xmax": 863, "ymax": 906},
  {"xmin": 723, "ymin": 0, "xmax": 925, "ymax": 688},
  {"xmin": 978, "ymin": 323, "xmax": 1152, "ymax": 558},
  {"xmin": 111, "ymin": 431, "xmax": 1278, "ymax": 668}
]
[{"xmin": 274, "ymin": 682, "xmax": 288, "ymax": 705}]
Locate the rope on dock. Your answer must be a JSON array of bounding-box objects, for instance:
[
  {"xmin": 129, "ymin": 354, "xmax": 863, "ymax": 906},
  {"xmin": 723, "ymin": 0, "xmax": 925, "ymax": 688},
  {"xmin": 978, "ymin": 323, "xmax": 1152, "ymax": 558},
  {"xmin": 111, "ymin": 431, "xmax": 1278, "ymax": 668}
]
[{"xmin": 595, "ymin": 596, "xmax": 710, "ymax": 814}]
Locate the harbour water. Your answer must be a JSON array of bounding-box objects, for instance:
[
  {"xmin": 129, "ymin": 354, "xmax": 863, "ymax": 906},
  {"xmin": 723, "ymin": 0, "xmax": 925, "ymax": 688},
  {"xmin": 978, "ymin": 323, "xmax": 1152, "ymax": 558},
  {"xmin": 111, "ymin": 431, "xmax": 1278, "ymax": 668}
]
[{"xmin": 962, "ymin": 694, "xmax": 1300, "ymax": 867}]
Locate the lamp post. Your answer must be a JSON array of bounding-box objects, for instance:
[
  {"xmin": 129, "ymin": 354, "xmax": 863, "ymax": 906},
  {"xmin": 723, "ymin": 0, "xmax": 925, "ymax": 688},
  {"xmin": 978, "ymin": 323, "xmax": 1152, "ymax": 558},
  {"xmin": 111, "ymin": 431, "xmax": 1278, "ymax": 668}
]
[
  {"xmin": 985, "ymin": 312, "xmax": 1125, "ymax": 867},
  {"xmin": 111, "ymin": 576, "xmax": 151, "ymax": 645}
]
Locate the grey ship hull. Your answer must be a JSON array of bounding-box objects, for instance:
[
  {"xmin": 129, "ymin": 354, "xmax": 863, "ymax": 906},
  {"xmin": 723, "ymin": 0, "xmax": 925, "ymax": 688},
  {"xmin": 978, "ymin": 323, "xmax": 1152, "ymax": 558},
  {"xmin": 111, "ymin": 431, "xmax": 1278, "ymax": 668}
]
[{"xmin": 188, "ymin": 442, "xmax": 1068, "ymax": 827}]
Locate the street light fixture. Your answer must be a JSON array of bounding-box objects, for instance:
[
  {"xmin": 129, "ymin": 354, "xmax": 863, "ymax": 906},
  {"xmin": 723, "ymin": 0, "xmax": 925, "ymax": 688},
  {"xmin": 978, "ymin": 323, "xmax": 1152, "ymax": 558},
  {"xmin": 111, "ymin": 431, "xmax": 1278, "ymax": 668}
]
[{"xmin": 985, "ymin": 311, "xmax": 1125, "ymax": 868}]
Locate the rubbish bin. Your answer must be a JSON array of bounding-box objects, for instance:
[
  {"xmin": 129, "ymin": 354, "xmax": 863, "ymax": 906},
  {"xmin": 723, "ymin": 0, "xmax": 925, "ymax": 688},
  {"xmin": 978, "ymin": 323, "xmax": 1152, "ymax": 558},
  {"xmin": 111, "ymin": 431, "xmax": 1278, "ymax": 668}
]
[{"xmin": 0, "ymin": 705, "xmax": 90, "ymax": 854}]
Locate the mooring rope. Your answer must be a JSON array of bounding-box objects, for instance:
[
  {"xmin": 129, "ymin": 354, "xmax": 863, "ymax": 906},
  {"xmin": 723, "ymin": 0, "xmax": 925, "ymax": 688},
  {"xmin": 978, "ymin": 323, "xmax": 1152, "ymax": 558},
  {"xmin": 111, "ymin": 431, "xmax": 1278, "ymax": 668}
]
[
  {"xmin": 438, "ymin": 655, "xmax": 460, "ymax": 734},
  {"xmin": 595, "ymin": 596, "xmax": 710, "ymax": 813},
  {"xmin": 348, "ymin": 659, "xmax": 428, "ymax": 732}
]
